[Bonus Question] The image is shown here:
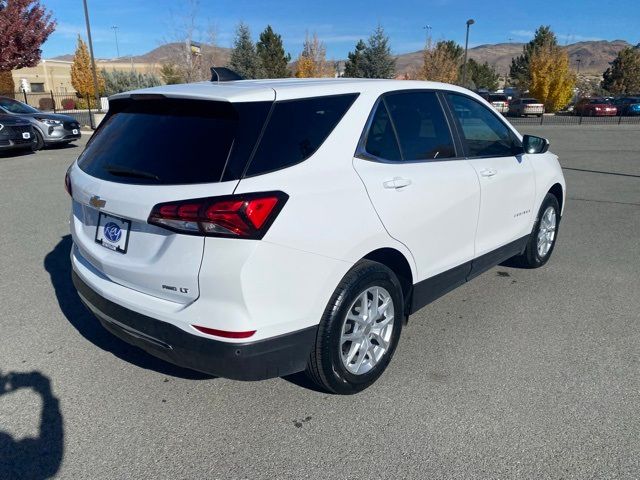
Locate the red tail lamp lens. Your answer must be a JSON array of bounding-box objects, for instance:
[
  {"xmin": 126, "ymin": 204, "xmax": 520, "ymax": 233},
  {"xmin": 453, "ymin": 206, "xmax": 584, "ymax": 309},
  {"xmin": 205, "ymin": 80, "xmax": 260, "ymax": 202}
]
[
  {"xmin": 192, "ymin": 325, "xmax": 256, "ymax": 339},
  {"xmin": 148, "ymin": 192, "xmax": 288, "ymax": 239}
]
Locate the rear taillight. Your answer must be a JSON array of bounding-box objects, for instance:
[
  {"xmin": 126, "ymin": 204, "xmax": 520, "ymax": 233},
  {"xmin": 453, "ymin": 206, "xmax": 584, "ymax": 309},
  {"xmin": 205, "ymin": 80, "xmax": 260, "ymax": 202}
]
[{"xmin": 148, "ymin": 191, "xmax": 288, "ymax": 239}]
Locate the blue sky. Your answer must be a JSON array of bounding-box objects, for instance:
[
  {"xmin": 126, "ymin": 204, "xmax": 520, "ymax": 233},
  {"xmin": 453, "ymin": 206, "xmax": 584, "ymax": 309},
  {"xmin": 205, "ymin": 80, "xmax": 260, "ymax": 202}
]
[{"xmin": 41, "ymin": 0, "xmax": 640, "ymax": 59}]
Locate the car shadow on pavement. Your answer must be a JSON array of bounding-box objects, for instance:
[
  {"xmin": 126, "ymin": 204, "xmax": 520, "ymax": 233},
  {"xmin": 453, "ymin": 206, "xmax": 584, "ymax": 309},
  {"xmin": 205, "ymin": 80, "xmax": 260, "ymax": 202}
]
[
  {"xmin": 44, "ymin": 235, "xmax": 211, "ymax": 380},
  {"xmin": 0, "ymin": 370, "xmax": 63, "ymax": 480},
  {"xmin": 44, "ymin": 143, "xmax": 78, "ymax": 150}
]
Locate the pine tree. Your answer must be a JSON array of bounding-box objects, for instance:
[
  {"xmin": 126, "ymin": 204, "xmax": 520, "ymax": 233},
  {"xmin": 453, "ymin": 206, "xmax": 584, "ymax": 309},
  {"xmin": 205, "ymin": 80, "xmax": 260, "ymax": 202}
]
[
  {"xmin": 343, "ymin": 40, "xmax": 366, "ymax": 77},
  {"xmin": 509, "ymin": 26, "xmax": 557, "ymax": 90},
  {"xmin": 256, "ymin": 25, "xmax": 290, "ymax": 78},
  {"xmin": 0, "ymin": 0, "xmax": 56, "ymax": 80},
  {"xmin": 102, "ymin": 69, "xmax": 161, "ymax": 96},
  {"xmin": 361, "ymin": 25, "xmax": 395, "ymax": 78},
  {"xmin": 601, "ymin": 46, "xmax": 640, "ymax": 95},
  {"xmin": 295, "ymin": 33, "xmax": 333, "ymax": 78},
  {"xmin": 228, "ymin": 23, "xmax": 261, "ymax": 79},
  {"xmin": 70, "ymin": 35, "xmax": 104, "ymax": 99},
  {"xmin": 463, "ymin": 59, "xmax": 500, "ymax": 90},
  {"xmin": 160, "ymin": 63, "xmax": 184, "ymax": 85},
  {"xmin": 529, "ymin": 40, "xmax": 575, "ymax": 112}
]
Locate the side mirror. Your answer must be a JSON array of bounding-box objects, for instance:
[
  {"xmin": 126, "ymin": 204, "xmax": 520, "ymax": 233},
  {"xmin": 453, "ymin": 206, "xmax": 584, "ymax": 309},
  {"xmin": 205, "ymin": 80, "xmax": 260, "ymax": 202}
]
[{"xmin": 522, "ymin": 134, "xmax": 550, "ymax": 154}]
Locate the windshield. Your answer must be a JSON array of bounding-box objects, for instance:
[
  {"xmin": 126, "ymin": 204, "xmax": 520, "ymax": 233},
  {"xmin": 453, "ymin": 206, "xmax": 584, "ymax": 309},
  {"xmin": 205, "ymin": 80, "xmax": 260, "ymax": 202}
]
[{"xmin": 0, "ymin": 97, "xmax": 39, "ymax": 114}]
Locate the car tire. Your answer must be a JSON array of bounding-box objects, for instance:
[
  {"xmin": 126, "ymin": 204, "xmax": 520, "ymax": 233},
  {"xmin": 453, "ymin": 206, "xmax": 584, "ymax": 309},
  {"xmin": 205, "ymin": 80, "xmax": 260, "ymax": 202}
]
[
  {"xmin": 32, "ymin": 129, "xmax": 45, "ymax": 151},
  {"xmin": 305, "ymin": 260, "xmax": 404, "ymax": 394},
  {"xmin": 511, "ymin": 193, "xmax": 560, "ymax": 268}
]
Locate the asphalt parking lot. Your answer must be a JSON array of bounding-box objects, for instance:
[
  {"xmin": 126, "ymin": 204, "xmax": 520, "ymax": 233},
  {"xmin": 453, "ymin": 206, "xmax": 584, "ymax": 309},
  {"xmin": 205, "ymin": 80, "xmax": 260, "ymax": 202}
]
[{"xmin": 1, "ymin": 125, "xmax": 639, "ymax": 479}]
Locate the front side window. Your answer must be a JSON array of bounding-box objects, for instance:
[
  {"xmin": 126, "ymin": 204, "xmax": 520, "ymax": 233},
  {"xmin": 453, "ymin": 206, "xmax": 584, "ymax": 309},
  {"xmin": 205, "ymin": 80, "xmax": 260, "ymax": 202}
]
[
  {"xmin": 447, "ymin": 93, "xmax": 520, "ymax": 158},
  {"xmin": 384, "ymin": 92, "xmax": 456, "ymax": 160}
]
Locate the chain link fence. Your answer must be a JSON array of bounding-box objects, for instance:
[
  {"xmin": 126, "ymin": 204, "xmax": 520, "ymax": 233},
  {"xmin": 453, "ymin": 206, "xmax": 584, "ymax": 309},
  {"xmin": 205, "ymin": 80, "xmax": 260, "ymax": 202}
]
[{"xmin": 0, "ymin": 91, "xmax": 101, "ymax": 128}]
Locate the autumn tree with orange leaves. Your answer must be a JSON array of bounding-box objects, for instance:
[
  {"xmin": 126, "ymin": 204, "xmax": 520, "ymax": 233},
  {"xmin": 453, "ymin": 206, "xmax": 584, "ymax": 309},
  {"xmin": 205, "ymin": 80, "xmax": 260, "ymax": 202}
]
[{"xmin": 295, "ymin": 33, "xmax": 334, "ymax": 78}]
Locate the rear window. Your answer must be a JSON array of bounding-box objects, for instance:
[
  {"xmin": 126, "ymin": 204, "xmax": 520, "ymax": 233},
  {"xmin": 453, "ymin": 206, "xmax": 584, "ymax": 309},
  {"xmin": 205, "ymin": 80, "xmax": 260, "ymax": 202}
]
[
  {"xmin": 245, "ymin": 93, "xmax": 358, "ymax": 176},
  {"xmin": 522, "ymin": 99, "xmax": 539, "ymax": 104},
  {"xmin": 489, "ymin": 94, "xmax": 507, "ymax": 102},
  {"xmin": 78, "ymin": 98, "xmax": 271, "ymax": 185}
]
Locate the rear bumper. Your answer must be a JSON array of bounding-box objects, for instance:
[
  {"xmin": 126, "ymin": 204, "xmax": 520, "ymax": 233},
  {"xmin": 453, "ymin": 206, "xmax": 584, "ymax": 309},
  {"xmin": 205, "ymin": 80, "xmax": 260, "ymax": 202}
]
[{"xmin": 72, "ymin": 270, "xmax": 317, "ymax": 380}]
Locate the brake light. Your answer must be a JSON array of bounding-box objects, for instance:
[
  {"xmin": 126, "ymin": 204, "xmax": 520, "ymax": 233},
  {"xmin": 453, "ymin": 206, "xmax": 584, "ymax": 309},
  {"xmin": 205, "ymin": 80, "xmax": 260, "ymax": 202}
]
[{"xmin": 148, "ymin": 191, "xmax": 288, "ymax": 239}]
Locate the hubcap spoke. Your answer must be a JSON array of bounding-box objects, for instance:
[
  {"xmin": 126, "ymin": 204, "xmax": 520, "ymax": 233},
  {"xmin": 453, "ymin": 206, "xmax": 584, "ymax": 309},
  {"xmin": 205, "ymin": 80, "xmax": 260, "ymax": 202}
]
[
  {"xmin": 340, "ymin": 286, "xmax": 395, "ymax": 375},
  {"xmin": 537, "ymin": 206, "xmax": 557, "ymax": 258}
]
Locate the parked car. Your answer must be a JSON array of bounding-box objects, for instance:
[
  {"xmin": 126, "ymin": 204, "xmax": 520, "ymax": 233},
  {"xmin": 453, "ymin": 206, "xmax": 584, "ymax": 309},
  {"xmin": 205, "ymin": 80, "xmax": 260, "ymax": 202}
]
[
  {"xmin": 0, "ymin": 115, "xmax": 37, "ymax": 153},
  {"xmin": 612, "ymin": 97, "xmax": 640, "ymax": 116},
  {"xmin": 508, "ymin": 98, "xmax": 545, "ymax": 117},
  {"xmin": 0, "ymin": 96, "xmax": 81, "ymax": 149},
  {"xmin": 67, "ymin": 78, "xmax": 565, "ymax": 394},
  {"xmin": 574, "ymin": 97, "xmax": 617, "ymax": 116},
  {"xmin": 487, "ymin": 93, "xmax": 510, "ymax": 114}
]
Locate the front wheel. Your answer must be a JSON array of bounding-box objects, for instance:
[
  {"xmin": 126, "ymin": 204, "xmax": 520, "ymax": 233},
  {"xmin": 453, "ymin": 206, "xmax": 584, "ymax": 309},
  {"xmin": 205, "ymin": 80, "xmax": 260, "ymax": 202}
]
[
  {"xmin": 305, "ymin": 260, "xmax": 404, "ymax": 394},
  {"xmin": 512, "ymin": 193, "xmax": 560, "ymax": 268},
  {"xmin": 32, "ymin": 129, "xmax": 44, "ymax": 151}
]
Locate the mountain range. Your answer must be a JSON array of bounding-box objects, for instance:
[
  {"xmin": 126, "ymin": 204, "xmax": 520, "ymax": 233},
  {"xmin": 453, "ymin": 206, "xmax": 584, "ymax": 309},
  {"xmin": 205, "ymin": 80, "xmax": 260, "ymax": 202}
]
[{"xmin": 53, "ymin": 39, "xmax": 632, "ymax": 76}]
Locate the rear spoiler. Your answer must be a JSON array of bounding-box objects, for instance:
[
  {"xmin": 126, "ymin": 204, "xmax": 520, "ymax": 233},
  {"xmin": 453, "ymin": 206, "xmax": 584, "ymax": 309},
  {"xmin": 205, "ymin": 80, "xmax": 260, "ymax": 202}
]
[{"xmin": 210, "ymin": 67, "xmax": 243, "ymax": 82}]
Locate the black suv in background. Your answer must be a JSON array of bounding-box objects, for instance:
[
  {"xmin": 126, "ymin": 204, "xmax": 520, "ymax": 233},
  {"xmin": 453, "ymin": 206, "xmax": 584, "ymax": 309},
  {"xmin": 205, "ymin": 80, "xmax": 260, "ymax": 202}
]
[{"xmin": 0, "ymin": 115, "xmax": 36, "ymax": 153}]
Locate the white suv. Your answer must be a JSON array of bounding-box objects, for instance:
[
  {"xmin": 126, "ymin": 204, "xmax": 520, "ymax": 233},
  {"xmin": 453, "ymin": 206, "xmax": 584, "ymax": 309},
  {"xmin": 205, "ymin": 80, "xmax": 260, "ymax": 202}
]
[{"xmin": 68, "ymin": 78, "xmax": 565, "ymax": 394}]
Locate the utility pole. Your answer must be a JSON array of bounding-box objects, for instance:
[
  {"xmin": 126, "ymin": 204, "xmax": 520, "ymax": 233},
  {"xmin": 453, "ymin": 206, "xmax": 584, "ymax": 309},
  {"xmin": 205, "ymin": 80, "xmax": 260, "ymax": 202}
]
[
  {"xmin": 461, "ymin": 19, "xmax": 475, "ymax": 88},
  {"xmin": 112, "ymin": 25, "xmax": 120, "ymax": 58},
  {"xmin": 82, "ymin": 0, "xmax": 101, "ymax": 111},
  {"xmin": 423, "ymin": 25, "xmax": 432, "ymax": 47},
  {"xmin": 576, "ymin": 57, "xmax": 582, "ymax": 75}
]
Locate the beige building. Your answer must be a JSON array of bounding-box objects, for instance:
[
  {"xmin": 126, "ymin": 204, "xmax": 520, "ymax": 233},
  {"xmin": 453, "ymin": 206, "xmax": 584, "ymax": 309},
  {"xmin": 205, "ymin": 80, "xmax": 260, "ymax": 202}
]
[{"xmin": 12, "ymin": 60, "xmax": 159, "ymax": 93}]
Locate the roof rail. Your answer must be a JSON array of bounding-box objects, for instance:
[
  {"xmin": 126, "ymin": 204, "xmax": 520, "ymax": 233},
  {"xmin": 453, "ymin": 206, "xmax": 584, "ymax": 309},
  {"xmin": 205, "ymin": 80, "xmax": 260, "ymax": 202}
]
[{"xmin": 210, "ymin": 67, "xmax": 243, "ymax": 82}]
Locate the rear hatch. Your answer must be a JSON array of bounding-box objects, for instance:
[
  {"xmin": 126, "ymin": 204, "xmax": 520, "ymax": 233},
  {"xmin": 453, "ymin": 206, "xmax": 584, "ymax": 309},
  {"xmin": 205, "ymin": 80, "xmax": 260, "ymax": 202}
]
[{"xmin": 70, "ymin": 94, "xmax": 273, "ymax": 304}]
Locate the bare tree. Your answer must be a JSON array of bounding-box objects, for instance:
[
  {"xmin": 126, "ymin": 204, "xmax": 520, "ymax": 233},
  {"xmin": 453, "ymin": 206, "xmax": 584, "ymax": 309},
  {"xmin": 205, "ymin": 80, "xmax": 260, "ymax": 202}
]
[{"xmin": 161, "ymin": 0, "xmax": 224, "ymax": 83}]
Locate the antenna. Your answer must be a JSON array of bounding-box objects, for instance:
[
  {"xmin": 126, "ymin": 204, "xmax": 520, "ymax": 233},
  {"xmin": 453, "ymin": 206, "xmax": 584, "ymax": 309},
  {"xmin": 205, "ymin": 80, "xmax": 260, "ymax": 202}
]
[{"xmin": 210, "ymin": 67, "xmax": 243, "ymax": 82}]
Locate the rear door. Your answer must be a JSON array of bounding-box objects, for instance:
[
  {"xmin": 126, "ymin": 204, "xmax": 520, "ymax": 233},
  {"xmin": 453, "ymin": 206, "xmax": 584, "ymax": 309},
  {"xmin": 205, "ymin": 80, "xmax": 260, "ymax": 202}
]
[
  {"xmin": 353, "ymin": 91, "xmax": 480, "ymax": 284},
  {"xmin": 445, "ymin": 93, "xmax": 535, "ymax": 262},
  {"xmin": 70, "ymin": 96, "xmax": 272, "ymax": 304}
]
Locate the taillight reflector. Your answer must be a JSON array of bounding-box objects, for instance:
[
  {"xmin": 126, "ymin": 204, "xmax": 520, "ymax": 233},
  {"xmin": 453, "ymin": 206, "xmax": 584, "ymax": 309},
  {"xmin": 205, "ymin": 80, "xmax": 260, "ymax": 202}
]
[
  {"xmin": 148, "ymin": 191, "xmax": 288, "ymax": 239},
  {"xmin": 192, "ymin": 325, "xmax": 256, "ymax": 339}
]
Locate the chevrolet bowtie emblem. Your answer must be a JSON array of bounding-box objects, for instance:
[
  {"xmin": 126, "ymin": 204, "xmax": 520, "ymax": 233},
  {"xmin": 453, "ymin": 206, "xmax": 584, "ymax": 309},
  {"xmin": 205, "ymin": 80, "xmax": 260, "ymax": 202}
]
[{"xmin": 89, "ymin": 195, "xmax": 106, "ymax": 208}]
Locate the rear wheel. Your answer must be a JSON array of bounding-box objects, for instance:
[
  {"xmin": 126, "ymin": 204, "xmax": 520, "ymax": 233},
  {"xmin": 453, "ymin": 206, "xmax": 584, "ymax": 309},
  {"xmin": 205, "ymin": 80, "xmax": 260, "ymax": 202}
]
[
  {"xmin": 511, "ymin": 193, "xmax": 560, "ymax": 268},
  {"xmin": 306, "ymin": 260, "xmax": 404, "ymax": 394}
]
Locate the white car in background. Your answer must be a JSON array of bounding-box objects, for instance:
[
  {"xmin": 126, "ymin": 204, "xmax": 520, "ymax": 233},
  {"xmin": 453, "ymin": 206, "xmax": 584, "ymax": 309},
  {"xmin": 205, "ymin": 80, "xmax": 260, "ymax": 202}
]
[{"xmin": 67, "ymin": 77, "xmax": 565, "ymax": 394}]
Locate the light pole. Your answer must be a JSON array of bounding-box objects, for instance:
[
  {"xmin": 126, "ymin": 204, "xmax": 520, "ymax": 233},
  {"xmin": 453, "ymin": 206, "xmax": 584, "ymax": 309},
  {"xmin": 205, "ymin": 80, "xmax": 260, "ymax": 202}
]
[
  {"xmin": 82, "ymin": 0, "xmax": 101, "ymax": 113},
  {"xmin": 112, "ymin": 25, "xmax": 120, "ymax": 59},
  {"xmin": 461, "ymin": 18, "xmax": 475, "ymax": 88},
  {"xmin": 423, "ymin": 25, "xmax": 432, "ymax": 46}
]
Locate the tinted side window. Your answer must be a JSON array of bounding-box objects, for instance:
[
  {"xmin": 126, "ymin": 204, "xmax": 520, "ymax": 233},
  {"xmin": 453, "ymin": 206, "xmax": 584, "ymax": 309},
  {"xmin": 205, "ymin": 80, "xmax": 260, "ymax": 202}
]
[
  {"xmin": 447, "ymin": 93, "xmax": 518, "ymax": 158},
  {"xmin": 364, "ymin": 101, "xmax": 402, "ymax": 161},
  {"xmin": 385, "ymin": 92, "xmax": 456, "ymax": 160},
  {"xmin": 246, "ymin": 93, "xmax": 358, "ymax": 176}
]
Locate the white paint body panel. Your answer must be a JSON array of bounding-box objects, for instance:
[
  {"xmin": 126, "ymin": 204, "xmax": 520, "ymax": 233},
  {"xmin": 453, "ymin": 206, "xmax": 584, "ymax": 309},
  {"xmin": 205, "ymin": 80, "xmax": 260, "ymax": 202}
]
[{"xmin": 70, "ymin": 78, "xmax": 565, "ymax": 347}]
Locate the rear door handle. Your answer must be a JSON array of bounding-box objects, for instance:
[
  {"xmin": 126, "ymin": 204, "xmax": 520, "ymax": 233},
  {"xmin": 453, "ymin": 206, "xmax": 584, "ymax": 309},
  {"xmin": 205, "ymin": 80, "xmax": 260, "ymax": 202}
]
[
  {"xmin": 480, "ymin": 168, "xmax": 497, "ymax": 178},
  {"xmin": 383, "ymin": 177, "xmax": 412, "ymax": 189}
]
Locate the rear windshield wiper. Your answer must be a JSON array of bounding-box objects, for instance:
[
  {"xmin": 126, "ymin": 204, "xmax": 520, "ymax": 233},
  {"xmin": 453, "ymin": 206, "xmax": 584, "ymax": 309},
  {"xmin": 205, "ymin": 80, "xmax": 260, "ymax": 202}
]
[{"xmin": 105, "ymin": 164, "xmax": 160, "ymax": 181}]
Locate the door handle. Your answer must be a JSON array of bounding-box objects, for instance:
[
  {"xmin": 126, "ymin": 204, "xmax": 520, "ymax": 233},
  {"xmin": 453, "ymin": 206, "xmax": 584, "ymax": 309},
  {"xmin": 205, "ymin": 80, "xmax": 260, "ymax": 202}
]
[
  {"xmin": 480, "ymin": 168, "xmax": 497, "ymax": 178},
  {"xmin": 383, "ymin": 177, "xmax": 412, "ymax": 189}
]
